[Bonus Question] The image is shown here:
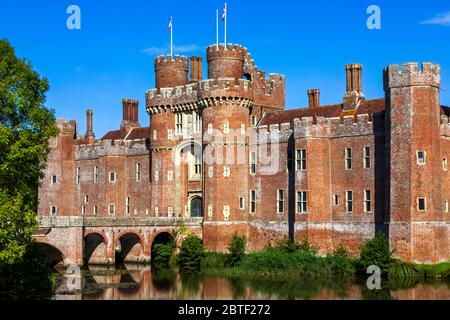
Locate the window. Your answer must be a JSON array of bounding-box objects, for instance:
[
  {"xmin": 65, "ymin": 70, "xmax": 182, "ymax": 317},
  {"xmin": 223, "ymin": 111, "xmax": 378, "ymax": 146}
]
[
  {"xmin": 167, "ymin": 129, "xmax": 174, "ymax": 140},
  {"xmin": 417, "ymin": 197, "xmax": 427, "ymax": 211},
  {"xmin": 153, "ymin": 130, "xmax": 157, "ymax": 141},
  {"xmin": 50, "ymin": 206, "xmax": 57, "ymax": 216},
  {"xmin": 364, "ymin": 146, "xmax": 371, "ymax": 169},
  {"xmin": 168, "ymin": 207, "xmax": 174, "ymax": 217},
  {"xmin": 223, "ymin": 166, "xmax": 231, "ymax": 177},
  {"xmin": 84, "ymin": 195, "xmax": 89, "ymax": 204},
  {"xmin": 136, "ymin": 163, "xmax": 142, "ymax": 182},
  {"xmin": 94, "ymin": 166, "xmax": 98, "ymax": 184},
  {"xmin": 333, "ymin": 194, "xmax": 339, "ymax": 207},
  {"xmin": 445, "ymin": 201, "xmax": 449, "ymax": 213},
  {"xmin": 240, "ymin": 124, "xmax": 246, "ymax": 135},
  {"xmin": 277, "ymin": 189, "xmax": 285, "ymax": 213},
  {"xmin": 223, "ymin": 206, "xmax": 230, "ymax": 221},
  {"xmin": 193, "ymin": 147, "xmax": 202, "ymax": 176},
  {"xmin": 364, "ymin": 190, "xmax": 372, "ymax": 213},
  {"xmin": 443, "ymin": 158, "xmax": 448, "ymax": 171},
  {"xmin": 109, "ymin": 204, "xmax": 115, "ymax": 215},
  {"xmin": 193, "ymin": 111, "xmax": 201, "ymax": 133},
  {"xmin": 297, "ymin": 191, "xmax": 308, "ymax": 214},
  {"xmin": 167, "ymin": 170, "xmax": 173, "ymax": 181},
  {"xmin": 81, "ymin": 206, "xmax": 86, "ymax": 215},
  {"xmin": 345, "ymin": 148, "xmax": 352, "ymax": 170},
  {"xmin": 346, "ymin": 191, "xmax": 353, "ymax": 213},
  {"xmin": 250, "ymin": 190, "xmax": 256, "ymax": 213},
  {"xmin": 207, "ymin": 123, "xmax": 213, "ymax": 134},
  {"xmin": 109, "ymin": 172, "xmax": 116, "ymax": 182},
  {"xmin": 175, "ymin": 113, "xmax": 183, "ymax": 135},
  {"xmin": 223, "ymin": 122, "xmax": 230, "ymax": 134},
  {"xmin": 417, "ymin": 151, "xmax": 426, "ymax": 165},
  {"xmin": 154, "ymin": 170, "xmax": 159, "ymax": 182},
  {"xmin": 93, "ymin": 206, "xmax": 97, "ymax": 216},
  {"xmin": 250, "ymin": 151, "xmax": 256, "ymax": 175},
  {"xmin": 76, "ymin": 167, "xmax": 80, "ymax": 184},
  {"xmin": 239, "ymin": 197, "xmax": 245, "ymax": 210},
  {"xmin": 155, "ymin": 207, "xmax": 159, "ymax": 217},
  {"xmin": 296, "ymin": 149, "xmax": 307, "ymax": 171},
  {"xmin": 51, "ymin": 175, "xmax": 57, "ymax": 184},
  {"xmin": 251, "ymin": 115, "xmax": 257, "ymax": 127},
  {"xmin": 126, "ymin": 197, "xmax": 131, "ymax": 215}
]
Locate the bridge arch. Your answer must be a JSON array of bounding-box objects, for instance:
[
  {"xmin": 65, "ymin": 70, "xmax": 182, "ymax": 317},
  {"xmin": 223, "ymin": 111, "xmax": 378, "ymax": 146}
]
[
  {"xmin": 115, "ymin": 230, "xmax": 145, "ymax": 264},
  {"xmin": 84, "ymin": 232, "xmax": 108, "ymax": 265},
  {"xmin": 36, "ymin": 242, "xmax": 65, "ymax": 267}
]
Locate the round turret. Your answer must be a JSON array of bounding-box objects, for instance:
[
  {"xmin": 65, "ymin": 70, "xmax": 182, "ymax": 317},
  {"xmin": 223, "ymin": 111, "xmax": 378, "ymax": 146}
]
[
  {"xmin": 154, "ymin": 55, "xmax": 189, "ymax": 89},
  {"xmin": 206, "ymin": 44, "xmax": 248, "ymax": 80}
]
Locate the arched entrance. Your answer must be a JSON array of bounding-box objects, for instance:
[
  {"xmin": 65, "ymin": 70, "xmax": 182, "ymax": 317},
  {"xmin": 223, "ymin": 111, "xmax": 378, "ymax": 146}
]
[
  {"xmin": 84, "ymin": 233, "xmax": 107, "ymax": 265},
  {"xmin": 190, "ymin": 196, "xmax": 203, "ymax": 217},
  {"xmin": 116, "ymin": 233, "xmax": 143, "ymax": 264}
]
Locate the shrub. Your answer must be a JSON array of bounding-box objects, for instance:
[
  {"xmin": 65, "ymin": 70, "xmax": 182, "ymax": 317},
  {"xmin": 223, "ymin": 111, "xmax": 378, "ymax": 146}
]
[
  {"xmin": 177, "ymin": 235, "xmax": 205, "ymax": 274},
  {"xmin": 272, "ymin": 237, "xmax": 299, "ymax": 253},
  {"xmin": 225, "ymin": 233, "xmax": 246, "ymax": 267},
  {"xmin": 297, "ymin": 237, "xmax": 319, "ymax": 255},
  {"xmin": 202, "ymin": 252, "xmax": 227, "ymax": 270},
  {"xmin": 326, "ymin": 245, "xmax": 355, "ymax": 275},
  {"xmin": 358, "ymin": 233, "xmax": 394, "ymax": 273},
  {"xmin": 152, "ymin": 242, "xmax": 175, "ymax": 268}
]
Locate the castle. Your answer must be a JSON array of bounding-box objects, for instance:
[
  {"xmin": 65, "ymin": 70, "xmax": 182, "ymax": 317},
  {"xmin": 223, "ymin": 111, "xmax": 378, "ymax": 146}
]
[{"xmin": 35, "ymin": 43, "xmax": 450, "ymax": 266}]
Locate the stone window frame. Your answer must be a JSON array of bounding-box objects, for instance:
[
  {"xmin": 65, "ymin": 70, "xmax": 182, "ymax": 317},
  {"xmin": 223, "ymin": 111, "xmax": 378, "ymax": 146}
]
[
  {"xmin": 345, "ymin": 148, "xmax": 353, "ymax": 170},
  {"xmin": 76, "ymin": 167, "xmax": 81, "ymax": 185},
  {"xmin": 295, "ymin": 148, "xmax": 307, "ymax": 171},
  {"xmin": 155, "ymin": 207, "xmax": 159, "ymax": 217},
  {"xmin": 239, "ymin": 196, "xmax": 245, "ymax": 211},
  {"xmin": 175, "ymin": 113, "xmax": 183, "ymax": 135},
  {"xmin": 125, "ymin": 196, "xmax": 131, "ymax": 216},
  {"xmin": 346, "ymin": 190, "xmax": 353, "ymax": 213},
  {"xmin": 445, "ymin": 200, "xmax": 449, "ymax": 214},
  {"xmin": 193, "ymin": 111, "xmax": 201, "ymax": 134},
  {"xmin": 109, "ymin": 204, "xmax": 115, "ymax": 215},
  {"xmin": 417, "ymin": 197, "xmax": 427, "ymax": 212},
  {"xmin": 93, "ymin": 206, "xmax": 98, "ymax": 216},
  {"xmin": 249, "ymin": 190, "xmax": 256, "ymax": 214},
  {"xmin": 81, "ymin": 205, "xmax": 86, "ymax": 216},
  {"xmin": 223, "ymin": 121, "xmax": 230, "ymax": 134},
  {"xmin": 207, "ymin": 123, "xmax": 213, "ymax": 135},
  {"xmin": 240, "ymin": 124, "xmax": 246, "ymax": 135},
  {"xmin": 94, "ymin": 165, "xmax": 99, "ymax": 184},
  {"xmin": 109, "ymin": 171, "xmax": 116, "ymax": 183},
  {"xmin": 363, "ymin": 146, "xmax": 371, "ymax": 169},
  {"xmin": 223, "ymin": 166, "xmax": 231, "ymax": 178},
  {"xmin": 51, "ymin": 175, "xmax": 57, "ymax": 185},
  {"xmin": 277, "ymin": 189, "xmax": 285, "ymax": 214},
  {"xmin": 250, "ymin": 151, "xmax": 257, "ymax": 175},
  {"xmin": 135, "ymin": 163, "xmax": 142, "ymax": 182},
  {"xmin": 251, "ymin": 115, "xmax": 258, "ymax": 127},
  {"xmin": 364, "ymin": 189, "xmax": 372, "ymax": 213},
  {"xmin": 333, "ymin": 194, "xmax": 339, "ymax": 207},
  {"xmin": 167, "ymin": 129, "xmax": 174, "ymax": 141},
  {"xmin": 296, "ymin": 191, "xmax": 308, "ymax": 214},
  {"xmin": 223, "ymin": 205, "xmax": 230, "ymax": 221},
  {"xmin": 416, "ymin": 151, "xmax": 426, "ymax": 166},
  {"xmin": 50, "ymin": 206, "xmax": 57, "ymax": 216},
  {"xmin": 153, "ymin": 129, "xmax": 158, "ymax": 141},
  {"xmin": 84, "ymin": 195, "xmax": 89, "ymax": 204},
  {"xmin": 168, "ymin": 207, "xmax": 174, "ymax": 217},
  {"xmin": 443, "ymin": 158, "xmax": 448, "ymax": 171}
]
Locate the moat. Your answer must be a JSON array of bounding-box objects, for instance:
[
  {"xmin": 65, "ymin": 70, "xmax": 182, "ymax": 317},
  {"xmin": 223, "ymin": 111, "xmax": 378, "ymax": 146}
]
[{"xmin": 53, "ymin": 265, "xmax": 450, "ymax": 300}]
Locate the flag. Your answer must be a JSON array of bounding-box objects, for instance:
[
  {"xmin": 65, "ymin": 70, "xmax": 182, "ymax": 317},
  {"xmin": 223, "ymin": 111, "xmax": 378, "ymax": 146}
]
[
  {"xmin": 168, "ymin": 16, "xmax": 173, "ymax": 31},
  {"xmin": 222, "ymin": 3, "xmax": 227, "ymax": 21}
]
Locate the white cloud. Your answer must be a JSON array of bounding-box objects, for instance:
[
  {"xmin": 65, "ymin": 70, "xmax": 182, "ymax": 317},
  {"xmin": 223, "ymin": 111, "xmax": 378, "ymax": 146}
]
[
  {"xmin": 140, "ymin": 44, "xmax": 202, "ymax": 56},
  {"xmin": 420, "ymin": 11, "xmax": 450, "ymax": 26}
]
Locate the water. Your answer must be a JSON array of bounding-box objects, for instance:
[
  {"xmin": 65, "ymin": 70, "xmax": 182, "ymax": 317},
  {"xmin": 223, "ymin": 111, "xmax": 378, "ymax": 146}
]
[{"xmin": 54, "ymin": 264, "xmax": 450, "ymax": 300}]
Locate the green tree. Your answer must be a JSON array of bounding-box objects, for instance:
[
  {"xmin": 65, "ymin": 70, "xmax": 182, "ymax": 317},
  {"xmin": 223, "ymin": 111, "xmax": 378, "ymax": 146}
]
[
  {"xmin": 225, "ymin": 232, "xmax": 246, "ymax": 268},
  {"xmin": 0, "ymin": 39, "xmax": 58, "ymax": 299},
  {"xmin": 358, "ymin": 233, "xmax": 394, "ymax": 274},
  {"xmin": 177, "ymin": 235, "xmax": 205, "ymax": 274}
]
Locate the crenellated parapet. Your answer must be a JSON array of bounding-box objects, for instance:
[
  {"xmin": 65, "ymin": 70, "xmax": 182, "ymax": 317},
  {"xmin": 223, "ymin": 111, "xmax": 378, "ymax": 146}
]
[
  {"xmin": 257, "ymin": 122, "xmax": 293, "ymax": 144},
  {"xmin": 74, "ymin": 139, "xmax": 150, "ymax": 160},
  {"xmin": 384, "ymin": 62, "xmax": 441, "ymax": 90},
  {"xmin": 154, "ymin": 55, "xmax": 189, "ymax": 89},
  {"xmin": 440, "ymin": 115, "xmax": 450, "ymax": 136},
  {"xmin": 56, "ymin": 119, "xmax": 77, "ymax": 135},
  {"xmin": 154, "ymin": 55, "xmax": 189, "ymax": 72}
]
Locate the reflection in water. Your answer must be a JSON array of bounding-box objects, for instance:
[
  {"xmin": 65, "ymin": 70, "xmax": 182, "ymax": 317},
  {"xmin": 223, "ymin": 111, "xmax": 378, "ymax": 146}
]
[{"xmin": 53, "ymin": 264, "xmax": 450, "ymax": 300}]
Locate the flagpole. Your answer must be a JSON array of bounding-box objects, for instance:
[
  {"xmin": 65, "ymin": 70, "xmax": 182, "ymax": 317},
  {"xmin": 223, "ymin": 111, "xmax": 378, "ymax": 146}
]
[
  {"xmin": 170, "ymin": 17, "xmax": 173, "ymax": 57},
  {"xmin": 224, "ymin": 3, "xmax": 227, "ymax": 46},
  {"xmin": 216, "ymin": 9, "xmax": 219, "ymax": 47}
]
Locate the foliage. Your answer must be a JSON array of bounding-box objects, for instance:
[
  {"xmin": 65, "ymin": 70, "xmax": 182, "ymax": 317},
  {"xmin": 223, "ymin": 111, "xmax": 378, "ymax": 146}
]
[
  {"xmin": 358, "ymin": 233, "xmax": 394, "ymax": 274},
  {"xmin": 0, "ymin": 242, "xmax": 56, "ymax": 300},
  {"xmin": 326, "ymin": 245, "xmax": 356, "ymax": 275},
  {"xmin": 201, "ymin": 252, "xmax": 227, "ymax": 270},
  {"xmin": 152, "ymin": 242, "xmax": 175, "ymax": 268},
  {"xmin": 177, "ymin": 235, "xmax": 205, "ymax": 274},
  {"xmin": 225, "ymin": 233, "xmax": 246, "ymax": 268},
  {"xmin": 267, "ymin": 236, "xmax": 319, "ymax": 255}
]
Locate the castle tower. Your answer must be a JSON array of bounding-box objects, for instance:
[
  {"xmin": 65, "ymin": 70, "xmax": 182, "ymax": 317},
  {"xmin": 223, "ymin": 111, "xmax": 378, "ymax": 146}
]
[
  {"xmin": 385, "ymin": 62, "xmax": 448, "ymax": 263},
  {"xmin": 202, "ymin": 44, "xmax": 253, "ymax": 251},
  {"xmin": 154, "ymin": 55, "xmax": 189, "ymax": 89}
]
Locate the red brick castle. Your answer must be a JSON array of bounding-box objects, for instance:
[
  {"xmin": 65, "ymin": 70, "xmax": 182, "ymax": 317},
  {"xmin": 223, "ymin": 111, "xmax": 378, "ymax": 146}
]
[{"xmin": 35, "ymin": 43, "xmax": 450, "ymax": 266}]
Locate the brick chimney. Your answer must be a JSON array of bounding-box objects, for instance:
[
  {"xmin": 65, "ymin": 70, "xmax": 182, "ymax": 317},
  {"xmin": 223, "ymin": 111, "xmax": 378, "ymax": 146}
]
[
  {"xmin": 85, "ymin": 109, "xmax": 95, "ymax": 139},
  {"xmin": 121, "ymin": 99, "xmax": 141, "ymax": 131},
  {"xmin": 307, "ymin": 89, "xmax": 320, "ymax": 108},
  {"xmin": 344, "ymin": 64, "xmax": 365, "ymax": 110},
  {"xmin": 189, "ymin": 57, "xmax": 203, "ymax": 83}
]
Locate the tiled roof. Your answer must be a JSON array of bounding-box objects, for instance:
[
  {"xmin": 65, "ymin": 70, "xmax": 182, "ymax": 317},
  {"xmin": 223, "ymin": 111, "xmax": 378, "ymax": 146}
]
[
  {"xmin": 101, "ymin": 127, "xmax": 151, "ymax": 141},
  {"xmin": 260, "ymin": 98, "xmax": 386, "ymax": 126}
]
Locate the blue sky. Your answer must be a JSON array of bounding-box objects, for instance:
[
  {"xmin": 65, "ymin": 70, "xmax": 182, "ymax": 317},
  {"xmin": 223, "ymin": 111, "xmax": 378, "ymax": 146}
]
[{"xmin": 1, "ymin": 0, "xmax": 449, "ymax": 137}]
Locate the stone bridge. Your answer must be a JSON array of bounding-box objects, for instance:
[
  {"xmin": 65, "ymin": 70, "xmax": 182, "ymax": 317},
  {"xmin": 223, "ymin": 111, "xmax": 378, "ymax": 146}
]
[{"xmin": 33, "ymin": 216, "xmax": 203, "ymax": 266}]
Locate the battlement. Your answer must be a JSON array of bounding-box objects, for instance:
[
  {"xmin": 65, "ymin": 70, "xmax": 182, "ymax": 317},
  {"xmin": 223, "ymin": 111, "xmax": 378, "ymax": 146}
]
[
  {"xmin": 384, "ymin": 62, "xmax": 441, "ymax": 90},
  {"xmin": 56, "ymin": 119, "xmax": 77, "ymax": 135},
  {"xmin": 257, "ymin": 123, "xmax": 293, "ymax": 143},
  {"xmin": 75, "ymin": 138, "xmax": 149, "ymax": 160},
  {"xmin": 154, "ymin": 55, "xmax": 189, "ymax": 71},
  {"xmin": 206, "ymin": 44, "xmax": 248, "ymax": 61}
]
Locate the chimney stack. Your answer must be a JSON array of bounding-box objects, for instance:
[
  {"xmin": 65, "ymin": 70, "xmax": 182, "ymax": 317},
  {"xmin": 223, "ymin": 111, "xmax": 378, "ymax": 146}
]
[
  {"xmin": 307, "ymin": 89, "xmax": 320, "ymax": 108},
  {"xmin": 189, "ymin": 57, "xmax": 203, "ymax": 83},
  {"xmin": 121, "ymin": 99, "xmax": 140, "ymax": 131},
  {"xmin": 85, "ymin": 109, "xmax": 95, "ymax": 141},
  {"xmin": 344, "ymin": 64, "xmax": 364, "ymax": 110}
]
